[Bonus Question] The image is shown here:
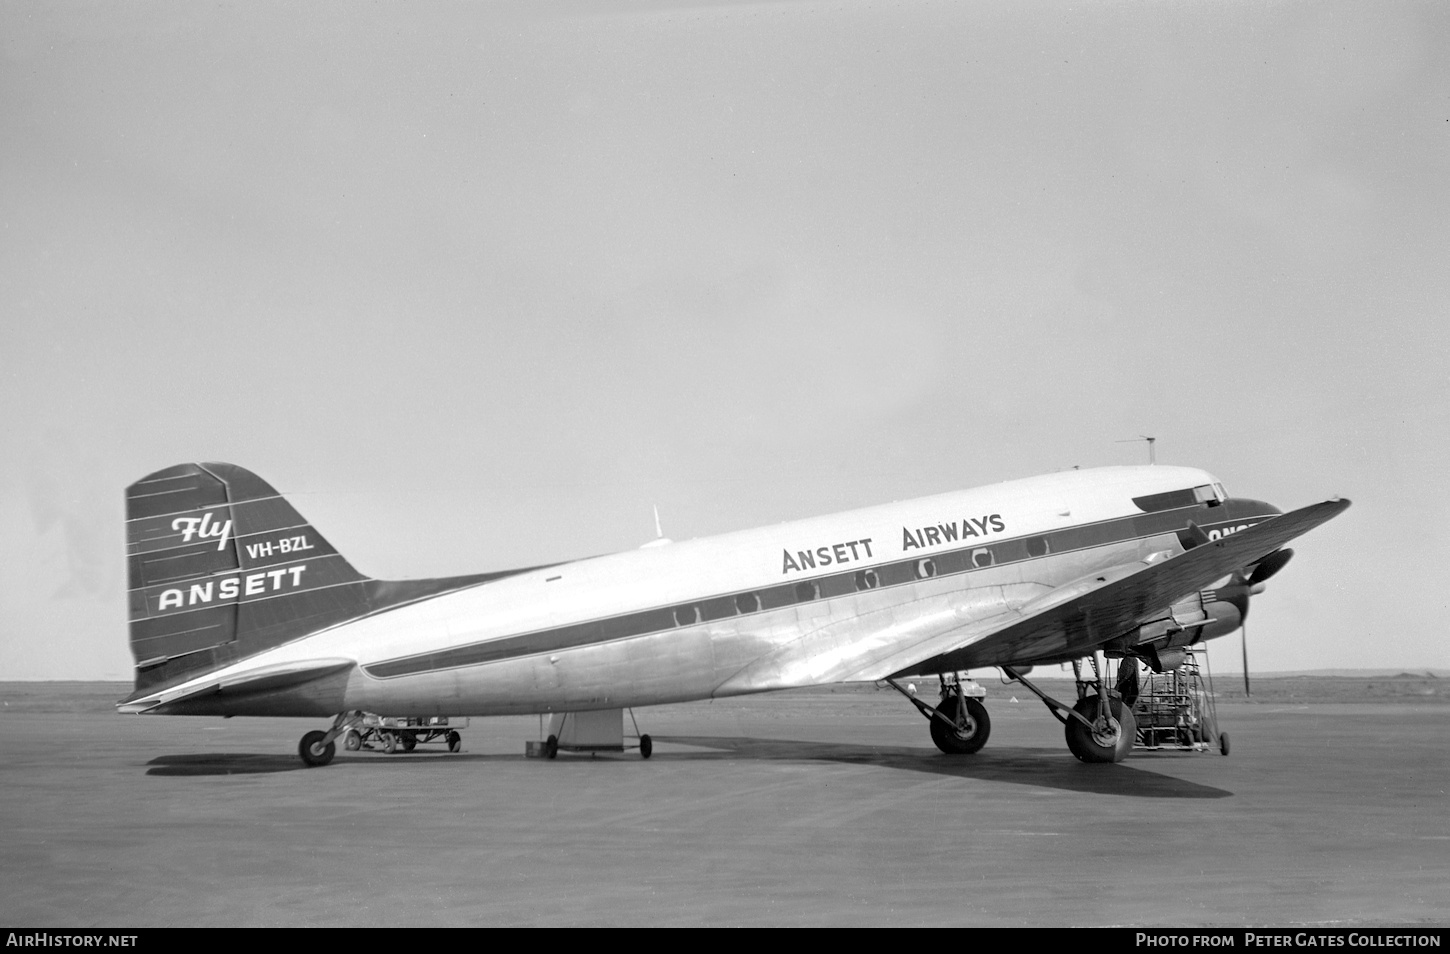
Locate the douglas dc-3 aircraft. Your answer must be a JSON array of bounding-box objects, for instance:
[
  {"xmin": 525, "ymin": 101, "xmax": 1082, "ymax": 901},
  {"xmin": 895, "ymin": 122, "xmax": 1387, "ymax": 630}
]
[{"xmin": 120, "ymin": 462, "xmax": 1348, "ymax": 766}]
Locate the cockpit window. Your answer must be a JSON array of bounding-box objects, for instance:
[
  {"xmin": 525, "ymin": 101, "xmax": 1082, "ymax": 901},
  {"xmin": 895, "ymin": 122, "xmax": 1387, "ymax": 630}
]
[
  {"xmin": 1132, "ymin": 488, "xmax": 1197, "ymax": 512},
  {"xmin": 1194, "ymin": 483, "xmax": 1226, "ymax": 507},
  {"xmin": 1133, "ymin": 484, "xmax": 1225, "ymax": 513}
]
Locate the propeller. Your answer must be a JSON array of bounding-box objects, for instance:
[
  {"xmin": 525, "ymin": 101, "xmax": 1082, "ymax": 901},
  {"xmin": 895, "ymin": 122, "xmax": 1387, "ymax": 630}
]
[
  {"xmin": 1241, "ymin": 619, "xmax": 1251, "ymax": 697},
  {"xmin": 1214, "ymin": 549, "xmax": 1291, "ymax": 697},
  {"xmin": 1231, "ymin": 549, "xmax": 1292, "ymax": 696}
]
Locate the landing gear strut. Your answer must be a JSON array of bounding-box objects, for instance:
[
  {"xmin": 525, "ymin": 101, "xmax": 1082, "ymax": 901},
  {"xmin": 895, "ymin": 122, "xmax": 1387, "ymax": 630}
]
[
  {"xmin": 1064, "ymin": 655, "xmax": 1135, "ymax": 763},
  {"xmin": 886, "ymin": 673, "xmax": 992, "ymax": 755},
  {"xmin": 1001, "ymin": 655, "xmax": 1135, "ymax": 764}
]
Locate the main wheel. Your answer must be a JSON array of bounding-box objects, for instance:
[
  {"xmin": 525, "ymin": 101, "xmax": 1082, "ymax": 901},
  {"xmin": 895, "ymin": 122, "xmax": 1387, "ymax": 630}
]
[
  {"xmin": 639, "ymin": 734, "xmax": 653, "ymax": 759},
  {"xmin": 446, "ymin": 730, "xmax": 461, "ymax": 753},
  {"xmin": 929, "ymin": 695, "xmax": 991, "ymax": 754},
  {"xmin": 299, "ymin": 730, "xmax": 336, "ymax": 767},
  {"xmin": 343, "ymin": 729, "xmax": 362, "ymax": 751},
  {"xmin": 545, "ymin": 734, "xmax": 559, "ymax": 759},
  {"xmin": 1064, "ymin": 695, "xmax": 1135, "ymax": 763}
]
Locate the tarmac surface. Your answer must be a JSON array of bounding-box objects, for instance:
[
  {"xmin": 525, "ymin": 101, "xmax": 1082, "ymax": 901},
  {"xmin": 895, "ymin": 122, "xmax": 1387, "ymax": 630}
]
[{"xmin": 1, "ymin": 680, "xmax": 1447, "ymax": 927}]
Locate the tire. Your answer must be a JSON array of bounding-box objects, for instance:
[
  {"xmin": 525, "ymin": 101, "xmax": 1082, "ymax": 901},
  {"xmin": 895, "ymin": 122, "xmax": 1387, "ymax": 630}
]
[
  {"xmin": 1064, "ymin": 695, "xmax": 1136, "ymax": 763},
  {"xmin": 545, "ymin": 734, "xmax": 558, "ymax": 760},
  {"xmin": 1219, "ymin": 731, "xmax": 1231, "ymax": 757},
  {"xmin": 929, "ymin": 695, "xmax": 991, "ymax": 754},
  {"xmin": 343, "ymin": 729, "xmax": 362, "ymax": 751},
  {"xmin": 639, "ymin": 734, "xmax": 652, "ymax": 760},
  {"xmin": 383, "ymin": 732, "xmax": 398, "ymax": 755},
  {"xmin": 446, "ymin": 730, "xmax": 461, "ymax": 753},
  {"xmin": 299, "ymin": 730, "xmax": 335, "ymax": 767},
  {"xmin": 400, "ymin": 732, "xmax": 417, "ymax": 752}
]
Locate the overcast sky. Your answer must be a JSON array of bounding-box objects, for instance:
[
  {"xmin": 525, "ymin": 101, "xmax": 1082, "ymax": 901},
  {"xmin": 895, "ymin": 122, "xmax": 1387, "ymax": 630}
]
[{"xmin": 3, "ymin": 1, "xmax": 1447, "ymax": 681}]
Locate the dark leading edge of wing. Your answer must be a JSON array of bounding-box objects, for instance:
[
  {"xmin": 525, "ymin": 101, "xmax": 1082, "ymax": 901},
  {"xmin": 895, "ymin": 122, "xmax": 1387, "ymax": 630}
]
[{"xmin": 895, "ymin": 497, "xmax": 1351, "ymax": 677}]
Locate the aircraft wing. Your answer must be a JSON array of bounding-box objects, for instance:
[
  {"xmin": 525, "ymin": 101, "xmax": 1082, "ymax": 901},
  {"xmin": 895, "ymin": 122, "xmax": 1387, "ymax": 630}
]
[
  {"xmin": 715, "ymin": 498, "xmax": 1349, "ymax": 693},
  {"xmin": 859, "ymin": 497, "xmax": 1350, "ymax": 680}
]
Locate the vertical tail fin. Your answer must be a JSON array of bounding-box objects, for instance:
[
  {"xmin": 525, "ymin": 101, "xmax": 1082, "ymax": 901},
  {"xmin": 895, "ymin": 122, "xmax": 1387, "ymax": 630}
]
[{"xmin": 125, "ymin": 463, "xmax": 370, "ymax": 698}]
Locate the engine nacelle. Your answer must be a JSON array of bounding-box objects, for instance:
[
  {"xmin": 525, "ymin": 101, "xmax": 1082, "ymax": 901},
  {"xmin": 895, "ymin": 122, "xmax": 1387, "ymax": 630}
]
[
  {"xmin": 1127, "ymin": 586, "xmax": 1247, "ymax": 670},
  {"xmin": 1193, "ymin": 597, "xmax": 1244, "ymax": 643}
]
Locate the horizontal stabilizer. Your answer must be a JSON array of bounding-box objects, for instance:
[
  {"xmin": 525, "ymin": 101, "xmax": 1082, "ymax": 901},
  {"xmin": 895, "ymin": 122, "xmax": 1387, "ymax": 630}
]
[{"xmin": 118, "ymin": 659, "xmax": 355, "ymax": 714}]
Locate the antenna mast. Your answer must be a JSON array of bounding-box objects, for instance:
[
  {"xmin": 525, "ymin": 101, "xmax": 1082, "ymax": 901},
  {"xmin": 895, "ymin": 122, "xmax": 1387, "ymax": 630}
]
[{"xmin": 1116, "ymin": 435, "xmax": 1157, "ymax": 464}]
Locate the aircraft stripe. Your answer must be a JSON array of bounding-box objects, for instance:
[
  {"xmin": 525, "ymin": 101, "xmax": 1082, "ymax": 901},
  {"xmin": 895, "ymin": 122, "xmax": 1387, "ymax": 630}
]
[{"xmin": 363, "ymin": 503, "xmax": 1276, "ymax": 679}]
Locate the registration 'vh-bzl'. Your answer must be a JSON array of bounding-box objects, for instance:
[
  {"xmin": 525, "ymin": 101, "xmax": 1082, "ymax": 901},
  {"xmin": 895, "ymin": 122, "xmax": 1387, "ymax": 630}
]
[{"xmin": 120, "ymin": 462, "xmax": 1347, "ymax": 766}]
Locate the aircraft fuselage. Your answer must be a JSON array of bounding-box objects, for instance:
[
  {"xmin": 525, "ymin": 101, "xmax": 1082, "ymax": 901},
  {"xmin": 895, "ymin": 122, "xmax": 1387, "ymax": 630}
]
[{"xmin": 125, "ymin": 465, "xmax": 1281, "ymax": 720}]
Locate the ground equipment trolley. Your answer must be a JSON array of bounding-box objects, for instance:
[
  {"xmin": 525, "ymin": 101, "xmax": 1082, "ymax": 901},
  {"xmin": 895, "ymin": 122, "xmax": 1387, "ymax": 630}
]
[
  {"xmin": 1125, "ymin": 649, "xmax": 1229, "ymax": 755},
  {"xmin": 342, "ymin": 714, "xmax": 467, "ymax": 754}
]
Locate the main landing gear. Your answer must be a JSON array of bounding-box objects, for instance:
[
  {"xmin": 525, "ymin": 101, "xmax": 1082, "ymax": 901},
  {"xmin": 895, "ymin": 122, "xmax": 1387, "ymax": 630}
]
[
  {"xmin": 1004, "ymin": 654, "xmax": 1136, "ymax": 764},
  {"xmin": 887, "ymin": 673, "xmax": 992, "ymax": 755},
  {"xmin": 889, "ymin": 654, "xmax": 1137, "ymax": 764}
]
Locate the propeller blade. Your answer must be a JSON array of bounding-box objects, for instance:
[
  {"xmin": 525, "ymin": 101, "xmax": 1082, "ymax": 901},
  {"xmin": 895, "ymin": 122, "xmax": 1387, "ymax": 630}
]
[
  {"xmin": 1248, "ymin": 548, "xmax": 1295, "ymax": 586},
  {"xmin": 1241, "ymin": 620, "xmax": 1251, "ymax": 697}
]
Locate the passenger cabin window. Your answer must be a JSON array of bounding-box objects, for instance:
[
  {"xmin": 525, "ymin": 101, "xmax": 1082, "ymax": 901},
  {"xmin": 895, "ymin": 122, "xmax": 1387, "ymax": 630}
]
[
  {"xmin": 915, "ymin": 558, "xmax": 937, "ymax": 579},
  {"xmin": 853, "ymin": 569, "xmax": 879, "ymax": 591},
  {"xmin": 972, "ymin": 548, "xmax": 994, "ymax": 568},
  {"xmin": 699, "ymin": 596, "xmax": 738, "ymax": 622},
  {"xmin": 736, "ymin": 592, "xmax": 761, "ymax": 614},
  {"xmin": 673, "ymin": 605, "xmax": 699, "ymax": 627},
  {"xmin": 794, "ymin": 580, "xmax": 818, "ymax": 603},
  {"xmin": 1025, "ymin": 537, "xmax": 1049, "ymax": 558}
]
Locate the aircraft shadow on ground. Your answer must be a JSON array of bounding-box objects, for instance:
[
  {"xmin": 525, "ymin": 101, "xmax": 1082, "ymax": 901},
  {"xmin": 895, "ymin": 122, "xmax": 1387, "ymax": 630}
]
[
  {"xmin": 654, "ymin": 736, "xmax": 1233, "ymax": 799},
  {"xmin": 143, "ymin": 750, "xmax": 507, "ymax": 776},
  {"xmin": 145, "ymin": 753, "xmax": 311, "ymax": 776},
  {"xmin": 142, "ymin": 742, "xmax": 1232, "ymax": 797}
]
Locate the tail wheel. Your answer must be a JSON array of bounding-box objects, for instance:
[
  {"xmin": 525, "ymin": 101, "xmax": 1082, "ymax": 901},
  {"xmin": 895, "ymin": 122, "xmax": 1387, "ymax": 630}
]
[
  {"xmin": 929, "ymin": 695, "xmax": 991, "ymax": 754},
  {"xmin": 1064, "ymin": 695, "xmax": 1135, "ymax": 763},
  {"xmin": 298, "ymin": 730, "xmax": 336, "ymax": 767}
]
